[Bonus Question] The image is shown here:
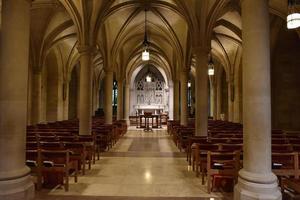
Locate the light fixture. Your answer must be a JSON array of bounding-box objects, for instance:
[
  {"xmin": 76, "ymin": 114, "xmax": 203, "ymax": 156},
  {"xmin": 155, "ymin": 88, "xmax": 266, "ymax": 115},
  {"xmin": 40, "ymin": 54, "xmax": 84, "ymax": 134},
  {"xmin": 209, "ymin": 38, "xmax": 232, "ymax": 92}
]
[
  {"xmin": 188, "ymin": 82, "xmax": 191, "ymax": 88},
  {"xmin": 146, "ymin": 75, "xmax": 152, "ymax": 82},
  {"xmin": 142, "ymin": 8, "xmax": 150, "ymax": 61},
  {"xmin": 142, "ymin": 49, "xmax": 150, "ymax": 61},
  {"xmin": 145, "ymin": 65, "xmax": 152, "ymax": 82},
  {"xmin": 208, "ymin": 53, "xmax": 215, "ymax": 76},
  {"xmin": 287, "ymin": 0, "xmax": 300, "ymax": 29}
]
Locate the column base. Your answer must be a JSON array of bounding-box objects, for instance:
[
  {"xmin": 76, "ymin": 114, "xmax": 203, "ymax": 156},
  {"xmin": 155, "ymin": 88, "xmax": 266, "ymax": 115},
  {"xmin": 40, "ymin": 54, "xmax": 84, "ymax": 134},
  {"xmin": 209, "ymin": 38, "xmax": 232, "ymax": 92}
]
[
  {"xmin": 125, "ymin": 119, "xmax": 130, "ymax": 126},
  {"xmin": 234, "ymin": 169, "xmax": 282, "ymax": 200},
  {"xmin": 0, "ymin": 174, "xmax": 34, "ymax": 200}
]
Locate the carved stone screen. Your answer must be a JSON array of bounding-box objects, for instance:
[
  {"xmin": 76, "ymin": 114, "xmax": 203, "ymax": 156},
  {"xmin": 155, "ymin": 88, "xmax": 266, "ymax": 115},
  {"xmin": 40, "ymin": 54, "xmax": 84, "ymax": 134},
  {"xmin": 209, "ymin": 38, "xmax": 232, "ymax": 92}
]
[{"xmin": 130, "ymin": 66, "xmax": 169, "ymax": 115}]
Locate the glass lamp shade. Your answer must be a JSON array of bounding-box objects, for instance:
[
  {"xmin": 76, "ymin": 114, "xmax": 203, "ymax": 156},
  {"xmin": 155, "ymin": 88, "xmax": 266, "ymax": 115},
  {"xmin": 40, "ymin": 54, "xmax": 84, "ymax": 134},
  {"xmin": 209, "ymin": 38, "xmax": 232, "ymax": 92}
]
[
  {"xmin": 142, "ymin": 50, "xmax": 150, "ymax": 61},
  {"xmin": 287, "ymin": 13, "xmax": 300, "ymax": 29},
  {"xmin": 146, "ymin": 75, "xmax": 152, "ymax": 82},
  {"xmin": 208, "ymin": 68, "xmax": 214, "ymax": 76},
  {"xmin": 188, "ymin": 82, "xmax": 191, "ymax": 88}
]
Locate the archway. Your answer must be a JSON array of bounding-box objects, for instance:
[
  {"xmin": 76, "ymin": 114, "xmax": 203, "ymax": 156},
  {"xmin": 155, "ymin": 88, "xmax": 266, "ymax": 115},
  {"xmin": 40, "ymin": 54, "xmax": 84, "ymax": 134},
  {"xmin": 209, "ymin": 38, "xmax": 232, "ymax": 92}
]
[{"xmin": 129, "ymin": 64, "xmax": 170, "ymax": 116}]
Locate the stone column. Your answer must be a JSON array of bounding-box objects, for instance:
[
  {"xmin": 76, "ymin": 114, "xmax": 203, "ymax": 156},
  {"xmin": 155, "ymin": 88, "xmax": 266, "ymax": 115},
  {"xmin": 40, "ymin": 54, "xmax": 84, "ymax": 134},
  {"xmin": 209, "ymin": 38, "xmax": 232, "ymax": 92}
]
[
  {"xmin": 212, "ymin": 77, "xmax": 218, "ymax": 120},
  {"xmin": 173, "ymin": 80, "xmax": 180, "ymax": 120},
  {"xmin": 0, "ymin": 1, "xmax": 34, "ymax": 199},
  {"xmin": 168, "ymin": 83, "xmax": 174, "ymax": 120},
  {"xmin": 216, "ymin": 74, "xmax": 222, "ymax": 120},
  {"xmin": 194, "ymin": 47, "xmax": 208, "ymax": 136},
  {"xmin": 180, "ymin": 71, "xmax": 188, "ymax": 126},
  {"xmin": 104, "ymin": 70, "xmax": 113, "ymax": 124},
  {"xmin": 234, "ymin": 0, "xmax": 281, "ymax": 199},
  {"xmin": 62, "ymin": 82, "xmax": 69, "ymax": 120},
  {"xmin": 92, "ymin": 83, "xmax": 97, "ymax": 114},
  {"xmin": 96, "ymin": 88, "xmax": 100, "ymax": 110},
  {"xmin": 124, "ymin": 83, "xmax": 130, "ymax": 125},
  {"xmin": 227, "ymin": 80, "xmax": 234, "ymax": 122},
  {"xmin": 77, "ymin": 46, "xmax": 93, "ymax": 135},
  {"xmin": 117, "ymin": 79, "xmax": 124, "ymax": 120},
  {"xmin": 31, "ymin": 70, "xmax": 42, "ymax": 124},
  {"xmin": 209, "ymin": 80, "xmax": 215, "ymax": 117}
]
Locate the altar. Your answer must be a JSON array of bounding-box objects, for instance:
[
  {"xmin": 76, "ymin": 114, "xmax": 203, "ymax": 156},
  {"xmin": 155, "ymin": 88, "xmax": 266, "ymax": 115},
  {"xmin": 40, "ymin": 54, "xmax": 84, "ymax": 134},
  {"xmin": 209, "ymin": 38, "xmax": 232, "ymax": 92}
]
[
  {"xmin": 135, "ymin": 105, "xmax": 164, "ymax": 115},
  {"xmin": 136, "ymin": 112, "xmax": 162, "ymax": 130},
  {"xmin": 129, "ymin": 64, "xmax": 171, "ymax": 120}
]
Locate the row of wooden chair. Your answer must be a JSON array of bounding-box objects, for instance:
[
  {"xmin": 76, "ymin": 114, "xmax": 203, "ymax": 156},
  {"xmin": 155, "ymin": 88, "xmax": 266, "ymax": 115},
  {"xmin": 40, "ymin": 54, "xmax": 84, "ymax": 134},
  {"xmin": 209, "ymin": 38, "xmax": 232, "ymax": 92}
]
[
  {"xmin": 26, "ymin": 117, "xmax": 128, "ymax": 191},
  {"xmin": 26, "ymin": 149, "xmax": 78, "ymax": 191},
  {"xmin": 167, "ymin": 119, "xmax": 300, "ymax": 193}
]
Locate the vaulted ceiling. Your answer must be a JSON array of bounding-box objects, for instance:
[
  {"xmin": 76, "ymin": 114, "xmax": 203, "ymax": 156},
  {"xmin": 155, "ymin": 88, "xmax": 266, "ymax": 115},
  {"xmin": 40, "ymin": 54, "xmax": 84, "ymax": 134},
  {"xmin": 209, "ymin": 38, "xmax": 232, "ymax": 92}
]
[{"xmin": 28, "ymin": 0, "xmax": 291, "ymax": 85}]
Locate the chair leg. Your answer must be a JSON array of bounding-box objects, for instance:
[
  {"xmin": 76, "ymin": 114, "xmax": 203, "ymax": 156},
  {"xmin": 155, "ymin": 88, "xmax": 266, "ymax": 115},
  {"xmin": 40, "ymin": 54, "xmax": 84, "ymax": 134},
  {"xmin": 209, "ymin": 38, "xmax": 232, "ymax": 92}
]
[
  {"xmin": 207, "ymin": 175, "xmax": 211, "ymax": 194},
  {"xmin": 88, "ymin": 156, "xmax": 92, "ymax": 170},
  {"xmin": 82, "ymin": 158, "xmax": 86, "ymax": 175},
  {"xmin": 201, "ymin": 168, "xmax": 205, "ymax": 185},
  {"xmin": 65, "ymin": 169, "xmax": 69, "ymax": 192},
  {"xmin": 74, "ymin": 163, "xmax": 78, "ymax": 183}
]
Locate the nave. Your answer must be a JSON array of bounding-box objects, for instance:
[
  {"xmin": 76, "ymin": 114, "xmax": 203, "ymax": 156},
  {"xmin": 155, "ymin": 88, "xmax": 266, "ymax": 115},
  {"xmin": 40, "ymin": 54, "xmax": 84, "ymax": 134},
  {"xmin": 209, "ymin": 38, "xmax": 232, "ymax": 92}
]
[
  {"xmin": 1, "ymin": 1, "xmax": 300, "ymax": 200},
  {"xmin": 34, "ymin": 128, "xmax": 230, "ymax": 200}
]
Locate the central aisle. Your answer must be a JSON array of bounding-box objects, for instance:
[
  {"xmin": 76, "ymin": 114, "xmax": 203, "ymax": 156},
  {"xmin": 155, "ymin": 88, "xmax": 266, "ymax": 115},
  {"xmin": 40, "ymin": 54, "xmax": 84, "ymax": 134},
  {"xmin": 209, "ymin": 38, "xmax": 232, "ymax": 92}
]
[{"xmin": 37, "ymin": 128, "xmax": 230, "ymax": 199}]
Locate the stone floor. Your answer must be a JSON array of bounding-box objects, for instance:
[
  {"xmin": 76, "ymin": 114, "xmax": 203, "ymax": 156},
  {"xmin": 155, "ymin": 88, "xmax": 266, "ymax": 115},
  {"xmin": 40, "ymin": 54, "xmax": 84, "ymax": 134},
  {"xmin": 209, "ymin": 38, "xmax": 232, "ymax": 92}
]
[{"xmin": 35, "ymin": 127, "xmax": 233, "ymax": 200}]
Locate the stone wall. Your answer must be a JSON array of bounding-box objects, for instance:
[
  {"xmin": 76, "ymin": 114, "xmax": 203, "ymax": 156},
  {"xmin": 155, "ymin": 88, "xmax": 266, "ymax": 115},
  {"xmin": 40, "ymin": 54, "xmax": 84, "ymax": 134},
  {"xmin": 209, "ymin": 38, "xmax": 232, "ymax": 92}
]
[{"xmin": 271, "ymin": 27, "xmax": 300, "ymax": 131}]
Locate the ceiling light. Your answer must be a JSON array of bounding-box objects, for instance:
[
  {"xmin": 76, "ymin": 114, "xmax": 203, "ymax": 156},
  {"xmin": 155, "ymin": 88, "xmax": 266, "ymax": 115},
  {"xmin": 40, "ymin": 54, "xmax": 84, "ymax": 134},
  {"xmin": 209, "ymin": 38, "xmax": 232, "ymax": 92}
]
[
  {"xmin": 287, "ymin": 0, "xmax": 300, "ymax": 29},
  {"xmin": 142, "ymin": 49, "xmax": 150, "ymax": 61},
  {"xmin": 146, "ymin": 75, "xmax": 151, "ymax": 82},
  {"xmin": 208, "ymin": 53, "xmax": 215, "ymax": 76},
  {"xmin": 142, "ymin": 8, "xmax": 150, "ymax": 61}
]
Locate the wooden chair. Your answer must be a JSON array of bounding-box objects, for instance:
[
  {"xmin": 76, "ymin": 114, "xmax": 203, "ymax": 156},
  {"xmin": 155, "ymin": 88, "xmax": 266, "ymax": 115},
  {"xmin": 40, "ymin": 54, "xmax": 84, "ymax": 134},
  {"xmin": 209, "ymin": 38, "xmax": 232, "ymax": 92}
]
[
  {"xmin": 64, "ymin": 142, "xmax": 87, "ymax": 175},
  {"xmin": 194, "ymin": 143, "xmax": 220, "ymax": 183},
  {"xmin": 78, "ymin": 134, "xmax": 96, "ymax": 164},
  {"xmin": 220, "ymin": 144, "xmax": 243, "ymax": 152},
  {"xmin": 206, "ymin": 151, "xmax": 240, "ymax": 193},
  {"xmin": 186, "ymin": 136, "xmax": 208, "ymax": 165},
  {"xmin": 281, "ymin": 178, "xmax": 300, "ymax": 199},
  {"xmin": 26, "ymin": 149, "xmax": 42, "ymax": 190},
  {"xmin": 40, "ymin": 150, "xmax": 78, "ymax": 191}
]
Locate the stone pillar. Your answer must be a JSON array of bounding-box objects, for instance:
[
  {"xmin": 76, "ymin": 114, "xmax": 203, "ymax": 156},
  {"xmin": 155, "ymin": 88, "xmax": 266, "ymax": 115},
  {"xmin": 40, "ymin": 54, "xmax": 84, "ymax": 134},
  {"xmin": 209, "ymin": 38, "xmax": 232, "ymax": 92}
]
[
  {"xmin": 117, "ymin": 79, "xmax": 124, "ymax": 120},
  {"xmin": 209, "ymin": 81, "xmax": 214, "ymax": 118},
  {"xmin": 92, "ymin": 83, "xmax": 97, "ymax": 114},
  {"xmin": 96, "ymin": 88, "xmax": 100, "ymax": 111},
  {"xmin": 180, "ymin": 71, "xmax": 188, "ymax": 126},
  {"xmin": 228, "ymin": 80, "xmax": 234, "ymax": 122},
  {"xmin": 0, "ymin": 1, "xmax": 34, "ymax": 199},
  {"xmin": 194, "ymin": 47, "xmax": 208, "ymax": 136},
  {"xmin": 216, "ymin": 74, "xmax": 222, "ymax": 120},
  {"xmin": 173, "ymin": 80, "xmax": 180, "ymax": 121},
  {"xmin": 212, "ymin": 77, "xmax": 218, "ymax": 120},
  {"xmin": 168, "ymin": 83, "xmax": 174, "ymax": 120},
  {"xmin": 31, "ymin": 70, "xmax": 42, "ymax": 124},
  {"xmin": 104, "ymin": 70, "xmax": 113, "ymax": 124},
  {"xmin": 234, "ymin": 0, "xmax": 281, "ymax": 199},
  {"xmin": 77, "ymin": 46, "xmax": 93, "ymax": 135},
  {"xmin": 124, "ymin": 83, "xmax": 130, "ymax": 125},
  {"xmin": 63, "ymin": 82, "xmax": 69, "ymax": 120}
]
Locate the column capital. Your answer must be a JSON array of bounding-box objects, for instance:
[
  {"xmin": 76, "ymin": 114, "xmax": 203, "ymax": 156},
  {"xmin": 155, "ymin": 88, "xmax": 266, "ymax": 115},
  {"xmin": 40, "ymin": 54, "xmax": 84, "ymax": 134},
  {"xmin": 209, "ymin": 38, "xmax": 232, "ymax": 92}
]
[
  {"xmin": 32, "ymin": 66, "xmax": 42, "ymax": 74},
  {"xmin": 173, "ymin": 79, "xmax": 180, "ymax": 83},
  {"xmin": 180, "ymin": 69, "xmax": 190, "ymax": 75},
  {"xmin": 77, "ymin": 45, "xmax": 95, "ymax": 55},
  {"xmin": 192, "ymin": 46, "xmax": 210, "ymax": 55},
  {"xmin": 104, "ymin": 68, "xmax": 114, "ymax": 74}
]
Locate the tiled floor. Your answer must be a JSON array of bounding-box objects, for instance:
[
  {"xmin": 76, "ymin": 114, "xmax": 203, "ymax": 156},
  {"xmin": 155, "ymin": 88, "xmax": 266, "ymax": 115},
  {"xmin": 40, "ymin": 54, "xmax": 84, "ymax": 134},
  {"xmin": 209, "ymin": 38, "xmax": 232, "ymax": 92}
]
[{"xmin": 35, "ymin": 127, "xmax": 232, "ymax": 200}]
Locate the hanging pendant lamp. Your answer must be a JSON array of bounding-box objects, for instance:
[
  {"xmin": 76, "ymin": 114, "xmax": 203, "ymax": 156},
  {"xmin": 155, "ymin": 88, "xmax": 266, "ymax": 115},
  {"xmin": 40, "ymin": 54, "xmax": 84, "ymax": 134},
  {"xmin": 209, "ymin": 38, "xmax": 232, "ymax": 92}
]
[
  {"xmin": 287, "ymin": 0, "xmax": 300, "ymax": 29},
  {"xmin": 208, "ymin": 53, "xmax": 215, "ymax": 76},
  {"xmin": 142, "ymin": 9, "xmax": 150, "ymax": 61}
]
